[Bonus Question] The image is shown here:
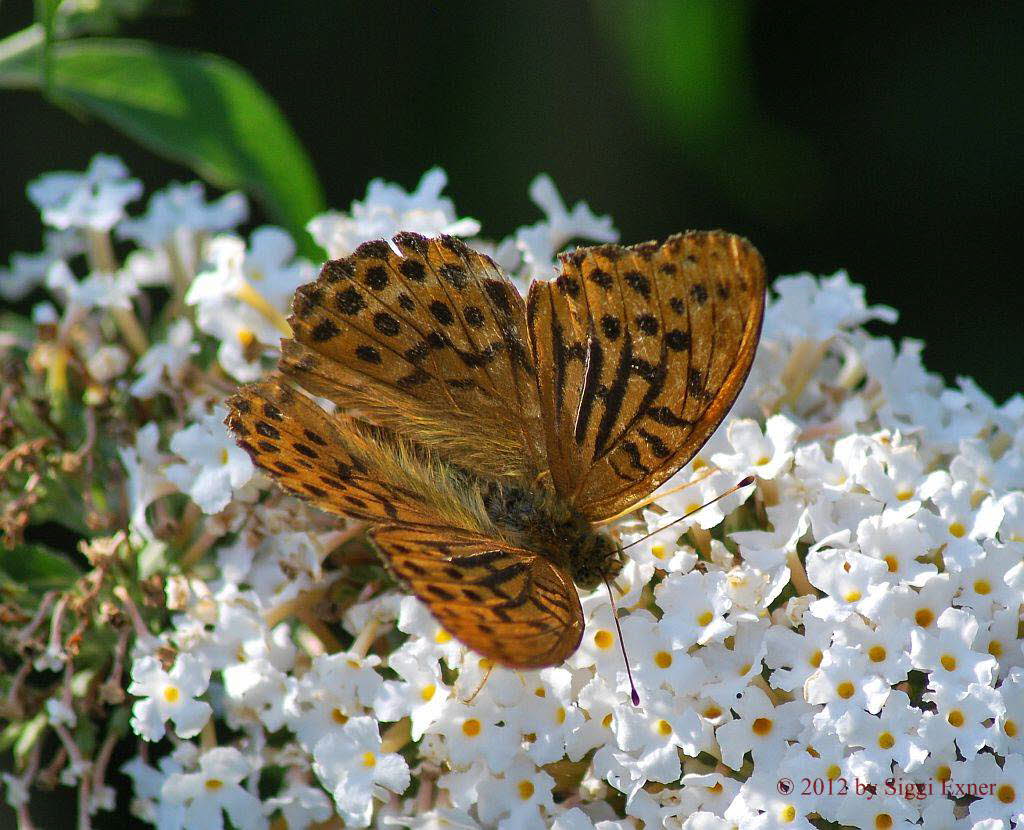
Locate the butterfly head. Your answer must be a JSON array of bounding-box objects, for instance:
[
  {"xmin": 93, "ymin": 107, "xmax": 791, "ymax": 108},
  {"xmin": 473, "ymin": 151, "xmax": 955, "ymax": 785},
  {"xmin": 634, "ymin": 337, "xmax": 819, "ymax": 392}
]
[{"xmin": 567, "ymin": 527, "xmax": 621, "ymax": 592}]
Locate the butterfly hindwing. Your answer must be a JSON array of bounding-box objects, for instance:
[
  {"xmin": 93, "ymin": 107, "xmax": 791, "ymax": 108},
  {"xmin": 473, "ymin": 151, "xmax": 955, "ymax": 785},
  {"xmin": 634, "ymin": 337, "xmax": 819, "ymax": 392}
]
[
  {"xmin": 527, "ymin": 231, "xmax": 766, "ymax": 521},
  {"xmin": 371, "ymin": 525, "xmax": 584, "ymax": 669},
  {"xmin": 282, "ymin": 233, "xmax": 546, "ymax": 482}
]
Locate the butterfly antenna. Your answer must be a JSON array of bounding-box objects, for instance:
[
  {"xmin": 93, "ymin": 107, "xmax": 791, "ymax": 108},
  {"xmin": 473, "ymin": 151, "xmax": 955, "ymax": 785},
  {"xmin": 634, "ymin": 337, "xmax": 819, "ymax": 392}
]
[
  {"xmin": 618, "ymin": 475, "xmax": 757, "ymax": 554},
  {"xmin": 603, "ymin": 575, "xmax": 640, "ymax": 707},
  {"xmin": 593, "ymin": 466, "xmax": 719, "ymax": 526}
]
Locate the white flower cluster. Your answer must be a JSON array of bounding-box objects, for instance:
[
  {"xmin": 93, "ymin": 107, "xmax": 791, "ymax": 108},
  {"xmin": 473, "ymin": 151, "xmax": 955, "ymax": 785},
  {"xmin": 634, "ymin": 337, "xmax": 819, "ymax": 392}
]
[{"xmin": 3, "ymin": 156, "xmax": 1022, "ymax": 830}]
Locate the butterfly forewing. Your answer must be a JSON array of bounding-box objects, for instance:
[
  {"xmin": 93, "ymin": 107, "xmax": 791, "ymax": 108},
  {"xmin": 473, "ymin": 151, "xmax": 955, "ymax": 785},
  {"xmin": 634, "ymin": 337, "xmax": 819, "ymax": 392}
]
[
  {"xmin": 528, "ymin": 231, "xmax": 765, "ymax": 522},
  {"xmin": 227, "ymin": 377, "xmax": 455, "ymax": 528},
  {"xmin": 371, "ymin": 525, "xmax": 584, "ymax": 669},
  {"xmin": 282, "ymin": 233, "xmax": 546, "ymax": 482}
]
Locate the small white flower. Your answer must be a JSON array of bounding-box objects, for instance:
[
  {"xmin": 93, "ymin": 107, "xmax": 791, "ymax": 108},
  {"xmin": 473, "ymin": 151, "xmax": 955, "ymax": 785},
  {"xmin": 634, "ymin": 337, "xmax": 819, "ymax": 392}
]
[
  {"xmin": 715, "ymin": 687, "xmax": 807, "ymax": 771},
  {"xmin": 476, "ymin": 755, "xmax": 556, "ymax": 829},
  {"xmin": 834, "ymin": 690, "xmax": 928, "ymax": 772},
  {"xmin": 129, "ymin": 654, "xmax": 212, "ymax": 741},
  {"xmin": 312, "ymin": 716, "xmax": 410, "ymax": 828},
  {"xmin": 131, "ymin": 319, "xmax": 200, "ymax": 398},
  {"xmin": 46, "ymin": 260, "xmax": 139, "ymax": 310},
  {"xmin": 86, "ymin": 344, "xmax": 130, "ymax": 383},
  {"xmin": 263, "ymin": 781, "xmax": 333, "ymax": 830},
  {"xmin": 118, "ymin": 422, "xmax": 177, "ymax": 540},
  {"xmin": 711, "ymin": 415, "xmax": 799, "ymax": 480},
  {"xmin": 186, "ymin": 227, "xmax": 312, "ymax": 380},
  {"xmin": 655, "ymin": 571, "xmax": 733, "ymax": 649},
  {"xmin": 27, "ymin": 153, "xmax": 142, "ymax": 231},
  {"xmin": 45, "ymin": 697, "xmax": 77, "ymax": 728},
  {"xmin": 159, "ymin": 746, "xmax": 266, "ymax": 830},
  {"xmin": 308, "ymin": 167, "xmax": 480, "ymax": 259},
  {"xmin": 429, "ymin": 697, "xmax": 523, "ymax": 774},
  {"xmin": 166, "ymin": 407, "xmax": 255, "ymax": 514},
  {"xmin": 498, "ymin": 174, "xmax": 617, "ymax": 282},
  {"xmin": 909, "ymin": 607, "xmax": 997, "ymax": 691},
  {"xmin": 763, "ymin": 270, "xmax": 897, "ymax": 343},
  {"xmin": 2, "ymin": 773, "xmax": 30, "ymax": 809},
  {"xmin": 0, "ymin": 229, "xmax": 85, "ymax": 301},
  {"xmin": 118, "ymin": 180, "xmax": 248, "ymax": 249},
  {"xmin": 373, "ymin": 642, "xmax": 450, "ymax": 740},
  {"xmin": 964, "ymin": 750, "xmax": 1024, "ymax": 824},
  {"xmin": 804, "ymin": 645, "xmax": 890, "ymax": 714}
]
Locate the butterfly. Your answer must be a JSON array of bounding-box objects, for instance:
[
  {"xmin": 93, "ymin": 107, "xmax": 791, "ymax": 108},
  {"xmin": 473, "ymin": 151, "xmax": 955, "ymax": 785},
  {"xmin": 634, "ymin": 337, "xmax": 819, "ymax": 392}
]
[{"xmin": 225, "ymin": 230, "xmax": 765, "ymax": 669}]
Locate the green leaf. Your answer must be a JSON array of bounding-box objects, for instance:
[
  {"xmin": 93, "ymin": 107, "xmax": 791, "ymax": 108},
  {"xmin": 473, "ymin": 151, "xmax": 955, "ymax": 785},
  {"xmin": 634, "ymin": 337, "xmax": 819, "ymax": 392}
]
[
  {"xmin": 0, "ymin": 543, "xmax": 81, "ymax": 593},
  {"xmin": 3, "ymin": 37, "xmax": 325, "ymax": 255}
]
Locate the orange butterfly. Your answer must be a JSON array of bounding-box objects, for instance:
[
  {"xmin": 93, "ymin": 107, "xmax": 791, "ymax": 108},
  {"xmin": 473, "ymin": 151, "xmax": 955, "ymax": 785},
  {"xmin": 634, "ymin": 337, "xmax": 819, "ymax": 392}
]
[{"xmin": 225, "ymin": 231, "xmax": 765, "ymax": 669}]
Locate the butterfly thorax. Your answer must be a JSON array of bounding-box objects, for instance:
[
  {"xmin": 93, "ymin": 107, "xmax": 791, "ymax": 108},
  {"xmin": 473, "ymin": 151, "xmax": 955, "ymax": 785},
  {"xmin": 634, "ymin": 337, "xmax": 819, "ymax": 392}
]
[{"xmin": 481, "ymin": 480, "xmax": 619, "ymax": 591}]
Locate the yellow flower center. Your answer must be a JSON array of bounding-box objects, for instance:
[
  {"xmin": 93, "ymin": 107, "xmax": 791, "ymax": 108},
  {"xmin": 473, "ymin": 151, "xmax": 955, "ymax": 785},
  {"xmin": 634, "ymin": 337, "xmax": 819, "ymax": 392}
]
[
  {"xmin": 1004, "ymin": 719, "xmax": 1018, "ymax": 738},
  {"xmin": 651, "ymin": 543, "xmax": 667, "ymax": 560},
  {"xmin": 755, "ymin": 455, "xmax": 771, "ymax": 466},
  {"xmin": 996, "ymin": 784, "xmax": 1016, "ymax": 804},
  {"xmin": 973, "ymin": 579, "xmax": 991, "ymax": 595},
  {"xmin": 602, "ymin": 713, "xmax": 614, "ymax": 729},
  {"xmin": 205, "ymin": 778, "xmax": 223, "ymax": 791},
  {"xmin": 534, "ymin": 687, "xmax": 546, "ymax": 697},
  {"xmin": 707, "ymin": 782, "xmax": 723, "ymax": 794},
  {"xmin": 518, "ymin": 780, "xmax": 535, "ymax": 800},
  {"xmin": 218, "ymin": 448, "xmax": 229, "ymax": 465},
  {"xmin": 360, "ymin": 752, "xmax": 376, "ymax": 768},
  {"xmin": 940, "ymin": 654, "xmax": 957, "ymax": 672},
  {"xmin": 684, "ymin": 502, "xmax": 701, "ymax": 514},
  {"xmin": 703, "ymin": 705, "xmax": 723, "ymax": 719},
  {"xmin": 837, "ymin": 681, "xmax": 855, "ymax": 700},
  {"xmin": 779, "ymin": 805, "xmax": 797, "ymax": 823},
  {"xmin": 843, "ymin": 590, "xmax": 861, "ymax": 603},
  {"xmin": 935, "ymin": 764, "xmax": 951, "ymax": 782},
  {"xmin": 655, "ymin": 719, "xmax": 673, "ymax": 737},
  {"xmin": 692, "ymin": 458, "xmax": 707, "ymax": 470},
  {"xmin": 868, "ymin": 645, "xmax": 887, "ymax": 663},
  {"xmin": 654, "ymin": 651, "xmax": 673, "ymax": 669},
  {"xmin": 751, "ymin": 717, "xmax": 772, "ymax": 736},
  {"xmin": 162, "ymin": 685, "xmax": 180, "ymax": 704},
  {"xmin": 947, "ymin": 709, "xmax": 965, "ymax": 728},
  {"xmin": 331, "ymin": 708, "xmax": 348, "ymax": 725},
  {"xmin": 826, "ymin": 764, "xmax": 842, "ymax": 780},
  {"xmin": 478, "ymin": 657, "xmax": 492, "ymax": 670},
  {"xmin": 420, "ymin": 684, "xmax": 436, "ymax": 702},
  {"xmin": 989, "ymin": 640, "xmax": 1004, "ymax": 658},
  {"xmin": 895, "ymin": 488, "xmax": 913, "ymax": 501},
  {"xmin": 883, "ymin": 555, "xmax": 899, "ymax": 573},
  {"xmin": 697, "ymin": 610, "xmax": 714, "ymax": 626},
  {"xmin": 874, "ymin": 814, "xmax": 893, "ymax": 829},
  {"xmin": 434, "ymin": 628, "xmax": 452, "ymax": 644},
  {"xmin": 462, "ymin": 718, "xmax": 481, "ymax": 737},
  {"xmin": 556, "ymin": 706, "xmax": 566, "ymax": 725},
  {"xmin": 594, "ymin": 629, "xmax": 614, "ymax": 650},
  {"xmin": 948, "ymin": 521, "xmax": 966, "ymax": 538},
  {"xmin": 915, "ymin": 608, "xmax": 935, "ymax": 627},
  {"xmin": 236, "ymin": 328, "xmax": 256, "ymax": 347},
  {"xmin": 877, "ymin": 731, "xmax": 895, "ymax": 749},
  {"xmin": 809, "ymin": 649, "xmax": 823, "ymax": 668}
]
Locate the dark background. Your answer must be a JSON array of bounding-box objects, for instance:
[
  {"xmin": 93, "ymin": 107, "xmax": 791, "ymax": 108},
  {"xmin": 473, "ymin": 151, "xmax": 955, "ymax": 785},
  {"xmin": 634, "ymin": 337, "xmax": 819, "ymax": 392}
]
[
  {"xmin": 0, "ymin": 2, "xmax": 1021, "ymax": 824},
  {"xmin": 3, "ymin": 2, "xmax": 1022, "ymax": 401}
]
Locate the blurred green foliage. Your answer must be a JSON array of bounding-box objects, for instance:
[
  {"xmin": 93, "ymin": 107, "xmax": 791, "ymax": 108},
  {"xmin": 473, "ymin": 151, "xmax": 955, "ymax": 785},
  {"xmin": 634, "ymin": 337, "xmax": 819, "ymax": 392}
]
[{"xmin": 0, "ymin": 1, "xmax": 324, "ymax": 255}]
